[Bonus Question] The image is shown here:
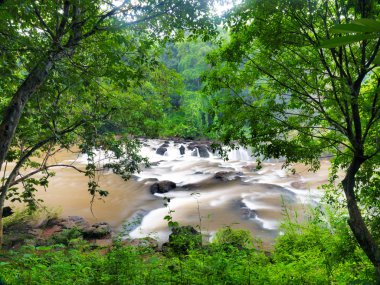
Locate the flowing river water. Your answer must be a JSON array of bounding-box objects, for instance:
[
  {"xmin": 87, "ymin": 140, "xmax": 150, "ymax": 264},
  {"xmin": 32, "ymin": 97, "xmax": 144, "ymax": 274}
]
[{"xmin": 21, "ymin": 139, "xmax": 330, "ymax": 247}]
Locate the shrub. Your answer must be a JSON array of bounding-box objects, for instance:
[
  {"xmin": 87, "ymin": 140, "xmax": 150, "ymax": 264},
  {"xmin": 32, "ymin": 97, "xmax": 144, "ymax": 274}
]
[
  {"xmin": 50, "ymin": 228, "xmax": 83, "ymax": 246},
  {"xmin": 166, "ymin": 226, "xmax": 202, "ymax": 256},
  {"xmin": 212, "ymin": 226, "xmax": 257, "ymax": 249},
  {"xmin": 272, "ymin": 206, "xmax": 376, "ymax": 283}
]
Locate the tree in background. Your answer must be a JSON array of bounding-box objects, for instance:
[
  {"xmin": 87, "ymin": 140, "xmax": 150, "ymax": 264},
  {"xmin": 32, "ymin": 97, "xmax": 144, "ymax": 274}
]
[
  {"xmin": 204, "ymin": 0, "xmax": 380, "ymax": 275},
  {"xmin": 0, "ymin": 0, "xmax": 216, "ymax": 247},
  {"xmin": 159, "ymin": 40, "xmax": 215, "ymax": 138}
]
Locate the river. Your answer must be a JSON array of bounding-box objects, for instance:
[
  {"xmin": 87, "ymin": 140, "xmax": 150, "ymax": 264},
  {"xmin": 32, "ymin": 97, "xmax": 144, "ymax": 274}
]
[{"xmin": 29, "ymin": 139, "xmax": 329, "ymax": 246}]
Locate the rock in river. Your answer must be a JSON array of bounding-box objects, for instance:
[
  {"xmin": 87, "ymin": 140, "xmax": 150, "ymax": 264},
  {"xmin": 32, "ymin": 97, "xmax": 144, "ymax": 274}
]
[
  {"xmin": 150, "ymin": 180, "xmax": 177, "ymax": 194},
  {"xmin": 156, "ymin": 147, "xmax": 167, "ymax": 155}
]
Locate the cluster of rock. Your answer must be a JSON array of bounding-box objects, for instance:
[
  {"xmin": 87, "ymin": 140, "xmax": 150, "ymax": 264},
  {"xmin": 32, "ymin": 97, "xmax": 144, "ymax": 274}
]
[
  {"xmin": 3, "ymin": 215, "xmax": 113, "ymax": 249},
  {"xmin": 41, "ymin": 216, "xmax": 112, "ymax": 239},
  {"xmin": 153, "ymin": 139, "xmax": 213, "ymax": 158}
]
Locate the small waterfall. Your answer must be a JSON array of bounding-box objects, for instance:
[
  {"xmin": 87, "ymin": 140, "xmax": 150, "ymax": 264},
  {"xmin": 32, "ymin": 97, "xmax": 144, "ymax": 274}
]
[
  {"xmin": 191, "ymin": 147, "xmax": 200, "ymax": 157},
  {"xmin": 228, "ymin": 147, "xmax": 252, "ymax": 161}
]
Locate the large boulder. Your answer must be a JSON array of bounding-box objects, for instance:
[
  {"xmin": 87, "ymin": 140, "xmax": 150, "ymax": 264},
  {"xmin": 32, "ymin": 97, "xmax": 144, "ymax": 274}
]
[
  {"xmin": 197, "ymin": 145, "xmax": 209, "ymax": 158},
  {"xmin": 62, "ymin": 216, "xmax": 89, "ymax": 230},
  {"xmin": 240, "ymin": 207, "xmax": 257, "ymax": 220},
  {"xmin": 46, "ymin": 216, "xmax": 90, "ymax": 231},
  {"xmin": 156, "ymin": 147, "xmax": 167, "ymax": 155},
  {"xmin": 189, "ymin": 144, "xmax": 210, "ymax": 158},
  {"xmin": 150, "ymin": 180, "xmax": 176, "ymax": 194},
  {"xmin": 83, "ymin": 222, "xmax": 112, "ymax": 239},
  {"xmin": 179, "ymin": 145, "xmax": 185, "ymax": 155},
  {"xmin": 3, "ymin": 222, "xmax": 34, "ymax": 249}
]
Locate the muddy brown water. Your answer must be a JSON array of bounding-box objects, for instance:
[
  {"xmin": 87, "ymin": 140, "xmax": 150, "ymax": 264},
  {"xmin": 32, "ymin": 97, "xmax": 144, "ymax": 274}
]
[{"xmin": 7, "ymin": 140, "xmax": 333, "ymax": 247}]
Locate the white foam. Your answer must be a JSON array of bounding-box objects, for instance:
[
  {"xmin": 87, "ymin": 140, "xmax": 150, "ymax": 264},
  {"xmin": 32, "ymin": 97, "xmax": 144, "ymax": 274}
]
[
  {"xmin": 255, "ymin": 216, "xmax": 279, "ymax": 230},
  {"xmin": 76, "ymin": 139, "xmax": 328, "ymax": 241}
]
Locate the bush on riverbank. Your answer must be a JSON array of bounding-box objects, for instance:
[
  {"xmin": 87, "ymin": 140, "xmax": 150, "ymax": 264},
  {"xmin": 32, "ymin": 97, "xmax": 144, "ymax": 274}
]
[{"xmin": 0, "ymin": 207, "xmax": 376, "ymax": 284}]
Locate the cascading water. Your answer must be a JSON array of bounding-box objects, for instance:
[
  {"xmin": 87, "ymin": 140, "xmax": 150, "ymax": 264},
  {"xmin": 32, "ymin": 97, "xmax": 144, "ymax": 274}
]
[
  {"xmin": 124, "ymin": 139, "xmax": 325, "ymax": 245},
  {"xmin": 31, "ymin": 139, "xmax": 328, "ymax": 247},
  {"xmin": 227, "ymin": 148, "xmax": 252, "ymax": 161},
  {"xmin": 191, "ymin": 147, "xmax": 200, "ymax": 157}
]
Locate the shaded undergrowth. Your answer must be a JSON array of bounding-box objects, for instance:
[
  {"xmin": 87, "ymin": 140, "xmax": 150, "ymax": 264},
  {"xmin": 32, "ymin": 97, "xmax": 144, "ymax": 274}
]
[{"xmin": 0, "ymin": 207, "xmax": 376, "ymax": 284}]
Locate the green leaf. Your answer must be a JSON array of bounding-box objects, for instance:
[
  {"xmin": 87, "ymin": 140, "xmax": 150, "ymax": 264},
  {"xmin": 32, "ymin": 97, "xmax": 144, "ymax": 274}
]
[
  {"xmin": 374, "ymin": 55, "xmax": 380, "ymax": 65},
  {"xmin": 164, "ymin": 215, "xmax": 171, "ymax": 221},
  {"xmin": 320, "ymin": 34, "xmax": 377, "ymax": 48},
  {"xmin": 330, "ymin": 23, "xmax": 379, "ymax": 34},
  {"xmin": 353, "ymin": 19, "xmax": 380, "ymax": 31}
]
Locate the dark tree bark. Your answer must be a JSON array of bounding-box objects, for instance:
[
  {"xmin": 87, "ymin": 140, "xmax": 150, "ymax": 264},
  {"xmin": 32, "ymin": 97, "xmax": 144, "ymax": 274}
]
[
  {"xmin": 342, "ymin": 156, "xmax": 380, "ymax": 277},
  {"xmin": 0, "ymin": 55, "xmax": 56, "ymax": 173}
]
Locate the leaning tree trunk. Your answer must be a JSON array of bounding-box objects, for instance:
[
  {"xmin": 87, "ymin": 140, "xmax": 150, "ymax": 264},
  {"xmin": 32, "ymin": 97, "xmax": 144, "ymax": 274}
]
[
  {"xmin": 342, "ymin": 156, "xmax": 380, "ymax": 278},
  {"xmin": 0, "ymin": 55, "xmax": 56, "ymax": 173},
  {"xmin": 0, "ymin": 54, "xmax": 58, "ymax": 248}
]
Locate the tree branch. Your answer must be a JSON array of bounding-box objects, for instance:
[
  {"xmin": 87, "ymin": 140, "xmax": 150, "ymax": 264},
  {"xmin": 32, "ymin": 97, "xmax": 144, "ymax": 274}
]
[
  {"xmin": 10, "ymin": 164, "xmax": 86, "ymax": 187},
  {"xmin": 33, "ymin": 5, "xmax": 55, "ymax": 39}
]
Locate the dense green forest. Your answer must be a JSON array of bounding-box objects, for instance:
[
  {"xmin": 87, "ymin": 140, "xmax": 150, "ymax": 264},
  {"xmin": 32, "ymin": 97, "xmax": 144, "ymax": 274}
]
[{"xmin": 0, "ymin": 0, "xmax": 380, "ymax": 283}]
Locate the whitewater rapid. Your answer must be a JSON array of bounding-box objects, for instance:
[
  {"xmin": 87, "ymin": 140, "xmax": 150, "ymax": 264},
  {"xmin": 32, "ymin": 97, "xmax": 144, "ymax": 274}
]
[
  {"xmin": 29, "ymin": 139, "xmax": 328, "ymax": 246},
  {"xmin": 125, "ymin": 139, "xmax": 324, "ymax": 244}
]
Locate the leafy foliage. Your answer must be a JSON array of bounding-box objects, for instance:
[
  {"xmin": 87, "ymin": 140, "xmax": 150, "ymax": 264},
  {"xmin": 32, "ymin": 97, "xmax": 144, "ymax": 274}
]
[
  {"xmin": 158, "ymin": 40, "xmax": 216, "ymax": 138},
  {"xmin": 204, "ymin": 0, "xmax": 380, "ymax": 272},
  {"xmin": 0, "ymin": 0, "xmax": 218, "ymax": 248},
  {"xmin": 0, "ymin": 207, "xmax": 376, "ymax": 284},
  {"xmin": 212, "ymin": 226, "xmax": 257, "ymax": 249}
]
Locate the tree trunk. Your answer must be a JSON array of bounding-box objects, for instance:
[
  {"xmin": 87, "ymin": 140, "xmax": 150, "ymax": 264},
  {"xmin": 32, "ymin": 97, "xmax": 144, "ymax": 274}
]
[
  {"xmin": 0, "ymin": 56, "xmax": 55, "ymax": 173},
  {"xmin": 342, "ymin": 156, "xmax": 380, "ymax": 279},
  {"xmin": 0, "ymin": 185, "xmax": 7, "ymax": 248},
  {"xmin": 0, "ymin": 54, "xmax": 59, "ymax": 248}
]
